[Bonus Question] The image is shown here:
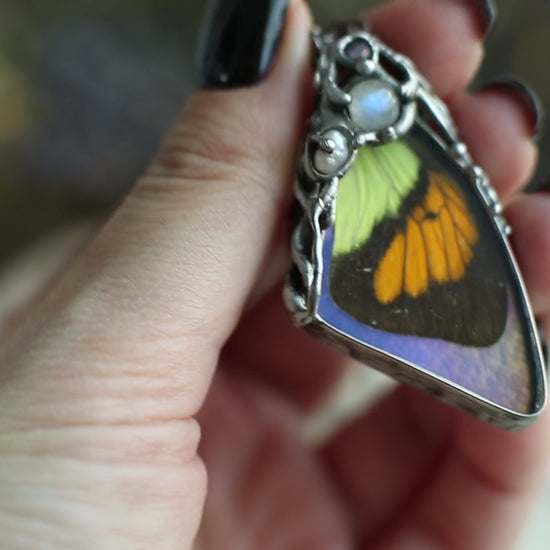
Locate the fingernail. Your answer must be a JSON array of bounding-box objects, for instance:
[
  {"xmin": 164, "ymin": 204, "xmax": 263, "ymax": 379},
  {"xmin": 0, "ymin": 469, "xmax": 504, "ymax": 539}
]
[
  {"xmin": 464, "ymin": 0, "xmax": 497, "ymax": 37},
  {"xmin": 198, "ymin": 0, "xmax": 289, "ymax": 89},
  {"xmin": 480, "ymin": 77, "xmax": 545, "ymax": 141},
  {"xmin": 532, "ymin": 177, "xmax": 550, "ymax": 193}
]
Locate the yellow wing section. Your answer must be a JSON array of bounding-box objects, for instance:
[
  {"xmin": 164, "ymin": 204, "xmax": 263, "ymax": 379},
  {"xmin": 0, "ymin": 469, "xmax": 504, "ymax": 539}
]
[{"xmin": 333, "ymin": 140, "xmax": 421, "ymax": 257}]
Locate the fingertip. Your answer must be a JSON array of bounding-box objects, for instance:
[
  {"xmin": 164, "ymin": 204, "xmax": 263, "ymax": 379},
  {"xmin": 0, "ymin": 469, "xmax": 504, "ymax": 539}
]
[
  {"xmin": 368, "ymin": 0, "xmax": 484, "ymax": 98},
  {"xmin": 506, "ymin": 193, "xmax": 550, "ymax": 316},
  {"xmin": 451, "ymin": 91, "xmax": 538, "ymax": 201},
  {"xmin": 265, "ymin": 0, "xmax": 311, "ymax": 81},
  {"xmin": 463, "ymin": 0, "xmax": 498, "ymax": 38},
  {"xmin": 479, "ymin": 77, "xmax": 545, "ymax": 142},
  {"xmin": 456, "ymin": 400, "xmax": 550, "ymax": 493}
]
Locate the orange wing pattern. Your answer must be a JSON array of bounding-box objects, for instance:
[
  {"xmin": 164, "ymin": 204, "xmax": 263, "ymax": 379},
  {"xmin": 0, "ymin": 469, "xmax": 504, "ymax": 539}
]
[{"xmin": 374, "ymin": 171, "xmax": 479, "ymax": 304}]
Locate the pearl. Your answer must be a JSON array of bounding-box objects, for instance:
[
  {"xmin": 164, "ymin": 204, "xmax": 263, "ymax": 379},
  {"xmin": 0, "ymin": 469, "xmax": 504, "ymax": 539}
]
[
  {"xmin": 348, "ymin": 80, "xmax": 400, "ymax": 132},
  {"xmin": 313, "ymin": 129, "xmax": 350, "ymax": 175}
]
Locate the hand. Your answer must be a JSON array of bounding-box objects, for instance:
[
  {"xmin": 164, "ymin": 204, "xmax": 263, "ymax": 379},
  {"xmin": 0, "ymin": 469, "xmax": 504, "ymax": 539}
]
[{"xmin": 0, "ymin": 0, "xmax": 548, "ymax": 549}]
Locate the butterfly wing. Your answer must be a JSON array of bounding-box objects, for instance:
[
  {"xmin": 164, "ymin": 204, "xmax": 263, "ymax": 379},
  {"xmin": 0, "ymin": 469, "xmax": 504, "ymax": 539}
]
[{"xmin": 329, "ymin": 128, "xmax": 508, "ymax": 346}]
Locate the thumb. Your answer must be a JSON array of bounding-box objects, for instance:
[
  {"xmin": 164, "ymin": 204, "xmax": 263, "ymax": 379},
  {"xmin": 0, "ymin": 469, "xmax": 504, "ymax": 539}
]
[
  {"xmin": 0, "ymin": 2, "xmax": 311, "ymax": 547},
  {"xmin": 3, "ymin": 0, "xmax": 312, "ymax": 426}
]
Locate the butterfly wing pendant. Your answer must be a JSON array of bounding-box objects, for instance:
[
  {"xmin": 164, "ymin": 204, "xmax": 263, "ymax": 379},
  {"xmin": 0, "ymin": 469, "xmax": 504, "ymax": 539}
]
[{"xmin": 285, "ymin": 24, "xmax": 547, "ymax": 430}]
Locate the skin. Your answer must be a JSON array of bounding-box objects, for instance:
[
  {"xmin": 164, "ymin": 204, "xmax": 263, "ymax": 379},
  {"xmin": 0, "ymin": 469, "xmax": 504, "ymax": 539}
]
[{"xmin": 0, "ymin": 0, "xmax": 548, "ymax": 549}]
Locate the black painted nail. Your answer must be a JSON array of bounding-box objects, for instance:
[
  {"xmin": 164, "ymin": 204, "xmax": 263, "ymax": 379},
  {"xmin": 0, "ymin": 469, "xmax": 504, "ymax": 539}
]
[
  {"xmin": 532, "ymin": 177, "xmax": 550, "ymax": 193},
  {"xmin": 464, "ymin": 0, "xmax": 497, "ymax": 37},
  {"xmin": 481, "ymin": 77, "xmax": 545, "ymax": 141},
  {"xmin": 198, "ymin": 0, "xmax": 289, "ymax": 89}
]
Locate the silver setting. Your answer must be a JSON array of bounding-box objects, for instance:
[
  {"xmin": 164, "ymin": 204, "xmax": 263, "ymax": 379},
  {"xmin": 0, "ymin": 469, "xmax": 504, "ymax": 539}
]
[{"xmin": 285, "ymin": 23, "xmax": 546, "ymax": 430}]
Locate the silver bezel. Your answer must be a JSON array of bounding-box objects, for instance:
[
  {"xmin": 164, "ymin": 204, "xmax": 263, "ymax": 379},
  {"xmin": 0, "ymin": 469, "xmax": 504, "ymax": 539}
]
[{"xmin": 285, "ymin": 25, "xmax": 547, "ymax": 430}]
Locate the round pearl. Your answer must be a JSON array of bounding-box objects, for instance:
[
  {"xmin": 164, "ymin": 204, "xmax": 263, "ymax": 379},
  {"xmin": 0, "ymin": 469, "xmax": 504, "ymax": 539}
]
[
  {"xmin": 348, "ymin": 80, "xmax": 400, "ymax": 132},
  {"xmin": 313, "ymin": 129, "xmax": 350, "ymax": 175}
]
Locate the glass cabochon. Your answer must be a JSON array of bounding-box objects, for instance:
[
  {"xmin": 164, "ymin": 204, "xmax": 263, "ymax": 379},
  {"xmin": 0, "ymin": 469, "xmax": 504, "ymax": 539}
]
[{"xmin": 317, "ymin": 124, "xmax": 543, "ymax": 416}]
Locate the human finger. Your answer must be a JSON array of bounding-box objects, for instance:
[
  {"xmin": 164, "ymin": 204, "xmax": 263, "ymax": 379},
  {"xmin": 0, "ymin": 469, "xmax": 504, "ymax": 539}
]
[
  {"xmin": 0, "ymin": 0, "xmax": 312, "ymax": 429},
  {"xmin": 321, "ymin": 385, "xmax": 550, "ymax": 549},
  {"xmin": 0, "ymin": 1, "xmax": 311, "ymax": 548},
  {"xmin": 197, "ymin": 371, "xmax": 352, "ymax": 550},
  {"xmin": 371, "ymin": 402, "xmax": 550, "ymax": 550},
  {"xmin": 506, "ymin": 192, "xmax": 550, "ymax": 321},
  {"xmin": 451, "ymin": 81, "xmax": 540, "ymax": 202},
  {"xmin": 320, "ymin": 385, "xmax": 455, "ymax": 540},
  {"xmin": 369, "ymin": 0, "xmax": 488, "ymax": 99},
  {"xmin": 223, "ymin": 283, "xmax": 347, "ymax": 412}
]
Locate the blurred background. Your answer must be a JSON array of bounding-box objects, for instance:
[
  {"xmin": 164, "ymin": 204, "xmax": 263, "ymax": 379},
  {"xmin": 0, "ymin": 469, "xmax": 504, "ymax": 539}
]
[{"xmin": 0, "ymin": 0, "xmax": 548, "ymax": 547}]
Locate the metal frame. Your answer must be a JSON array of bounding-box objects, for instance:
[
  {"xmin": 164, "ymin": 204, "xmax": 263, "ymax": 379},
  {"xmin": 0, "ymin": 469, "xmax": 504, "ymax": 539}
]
[{"xmin": 284, "ymin": 23, "xmax": 546, "ymax": 430}]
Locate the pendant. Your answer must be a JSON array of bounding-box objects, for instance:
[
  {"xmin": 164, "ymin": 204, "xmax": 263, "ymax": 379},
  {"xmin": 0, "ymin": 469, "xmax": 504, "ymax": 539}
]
[{"xmin": 284, "ymin": 23, "xmax": 547, "ymax": 430}]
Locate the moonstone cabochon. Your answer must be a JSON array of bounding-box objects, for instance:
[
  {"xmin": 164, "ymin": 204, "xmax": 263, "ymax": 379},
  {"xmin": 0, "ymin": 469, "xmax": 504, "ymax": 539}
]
[
  {"xmin": 348, "ymin": 79, "xmax": 400, "ymax": 132},
  {"xmin": 317, "ymin": 124, "xmax": 543, "ymax": 414}
]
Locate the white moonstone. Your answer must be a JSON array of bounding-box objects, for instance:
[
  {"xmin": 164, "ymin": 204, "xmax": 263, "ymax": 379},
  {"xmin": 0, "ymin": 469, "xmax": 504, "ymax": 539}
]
[
  {"xmin": 348, "ymin": 80, "xmax": 400, "ymax": 132},
  {"xmin": 313, "ymin": 129, "xmax": 350, "ymax": 175}
]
